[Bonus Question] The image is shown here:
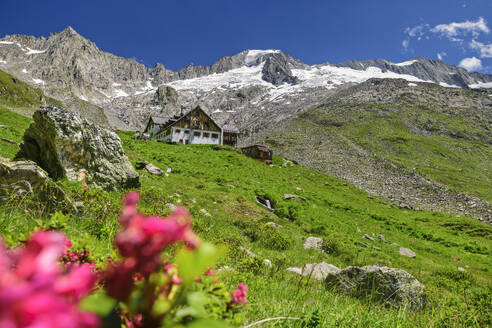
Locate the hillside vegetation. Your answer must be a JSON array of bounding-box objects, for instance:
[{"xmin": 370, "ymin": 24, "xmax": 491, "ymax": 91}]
[
  {"xmin": 251, "ymin": 79, "xmax": 492, "ymax": 221},
  {"xmin": 0, "ymin": 107, "xmax": 491, "ymax": 327}
]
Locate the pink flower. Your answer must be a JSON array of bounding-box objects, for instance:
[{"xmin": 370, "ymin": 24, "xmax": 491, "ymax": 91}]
[
  {"xmin": 0, "ymin": 233, "xmax": 99, "ymax": 328},
  {"xmin": 205, "ymin": 269, "xmax": 217, "ymax": 276},
  {"xmin": 171, "ymin": 277, "xmax": 183, "ymax": 285},
  {"xmin": 230, "ymin": 283, "xmax": 248, "ymax": 306}
]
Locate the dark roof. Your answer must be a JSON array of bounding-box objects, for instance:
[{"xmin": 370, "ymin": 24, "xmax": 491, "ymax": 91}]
[{"xmin": 242, "ymin": 144, "xmax": 271, "ymax": 152}]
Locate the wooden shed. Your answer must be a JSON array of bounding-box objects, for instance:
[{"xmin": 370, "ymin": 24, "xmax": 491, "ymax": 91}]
[{"xmin": 241, "ymin": 145, "xmax": 273, "ymax": 164}]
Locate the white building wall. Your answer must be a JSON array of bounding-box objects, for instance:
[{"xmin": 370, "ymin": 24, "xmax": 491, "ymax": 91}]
[{"xmin": 168, "ymin": 127, "xmax": 221, "ymax": 144}]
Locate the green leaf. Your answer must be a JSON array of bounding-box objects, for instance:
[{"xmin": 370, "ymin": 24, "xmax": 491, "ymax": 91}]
[
  {"xmin": 79, "ymin": 292, "xmax": 116, "ymax": 317},
  {"xmin": 176, "ymin": 242, "xmax": 224, "ymax": 285}
]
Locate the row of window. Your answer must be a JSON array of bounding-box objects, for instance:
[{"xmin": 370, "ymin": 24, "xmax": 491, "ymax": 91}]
[{"xmin": 175, "ymin": 128, "xmax": 219, "ymax": 139}]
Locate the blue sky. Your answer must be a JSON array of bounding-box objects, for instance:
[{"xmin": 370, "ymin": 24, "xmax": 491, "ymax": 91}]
[{"xmin": 2, "ymin": 0, "xmax": 492, "ymax": 73}]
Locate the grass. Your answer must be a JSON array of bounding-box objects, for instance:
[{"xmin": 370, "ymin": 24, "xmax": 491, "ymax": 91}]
[
  {"xmin": 0, "ymin": 108, "xmax": 491, "ymax": 327},
  {"xmin": 296, "ymin": 102, "xmax": 492, "ymax": 203},
  {"xmin": 0, "ymin": 69, "xmax": 63, "ymax": 112}
]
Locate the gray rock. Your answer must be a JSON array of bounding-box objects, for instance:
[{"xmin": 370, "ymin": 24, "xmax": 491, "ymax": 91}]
[
  {"xmin": 362, "ymin": 234, "xmax": 375, "ymax": 242},
  {"xmin": 284, "ymin": 193, "xmax": 307, "ymax": 201},
  {"xmin": 457, "ymin": 267, "xmax": 466, "ymax": 272},
  {"xmin": 0, "ymin": 138, "xmax": 16, "ymax": 145},
  {"xmin": 287, "ymin": 262, "xmax": 340, "ymax": 280},
  {"xmin": 377, "ymin": 235, "xmax": 386, "ymax": 243},
  {"xmin": 266, "ymin": 221, "xmax": 282, "ymax": 229},
  {"xmin": 199, "ymin": 208, "xmax": 211, "ymax": 217},
  {"xmin": 144, "ymin": 163, "xmax": 164, "ymax": 176},
  {"xmin": 355, "ymin": 241, "xmax": 370, "ymax": 248},
  {"xmin": 0, "ymin": 157, "xmax": 73, "ymax": 210},
  {"xmin": 135, "ymin": 161, "xmax": 148, "ymax": 169},
  {"xmin": 357, "ymin": 227, "xmax": 361, "ymax": 233},
  {"xmin": 16, "ymin": 107, "xmax": 139, "ymax": 190},
  {"xmin": 399, "ymin": 247, "xmax": 416, "ymax": 258},
  {"xmin": 304, "ymin": 236, "xmax": 324, "ymax": 251},
  {"xmin": 261, "ymin": 52, "xmax": 298, "ymax": 86},
  {"xmin": 390, "ymin": 243, "xmax": 400, "ymax": 247},
  {"xmin": 325, "ymin": 265, "xmax": 425, "ymax": 311},
  {"xmin": 0, "ymin": 125, "xmax": 8, "ymax": 130},
  {"xmin": 263, "ymin": 259, "xmax": 272, "ymax": 267}
]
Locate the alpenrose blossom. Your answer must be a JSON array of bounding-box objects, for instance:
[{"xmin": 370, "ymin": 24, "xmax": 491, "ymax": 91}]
[
  {"xmin": 231, "ymin": 283, "xmax": 248, "ymax": 306},
  {"xmin": 0, "ymin": 231, "xmax": 99, "ymax": 328},
  {"xmin": 105, "ymin": 192, "xmax": 201, "ymax": 301}
]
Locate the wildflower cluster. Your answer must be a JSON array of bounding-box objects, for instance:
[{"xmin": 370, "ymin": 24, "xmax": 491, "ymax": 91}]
[
  {"xmin": 0, "ymin": 231, "xmax": 99, "ymax": 328},
  {"xmin": 62, "ymin": 247, "xmax": 96, "ymax": 272},
  {"xmin": 230, "ymin": 283, "xmax": 248, "ymax": 306}
]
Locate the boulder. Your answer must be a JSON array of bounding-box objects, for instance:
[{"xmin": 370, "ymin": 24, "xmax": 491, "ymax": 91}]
[
  {"xmin": 284, "ymin": 193, "xmax": 306, "ymax": 201},
  {"xmin": 266, "ymin": 221, "xmax": 282, "ymax": 229},
  {"xmin": 399, "ymin": 247, "xmax": 416, "ymax": 258},
  {"xmin": 304, "ymin": 236, "xmax": 324, "ymax": 251},
  {"xmin": 16, "ymin": 107, "xmax": 139, "ymax": 190},
  {"xmin": 287, "ymin": 262, "xmax": 340, "ymax": 280},
  {"xmin": 144, "ymin": 163, "xmax": 164, "ymax": 176},
  {"xmin": 325, "ymin": 265, "xmax": 425, "ymax": 311},
  {"xmin": 0, "ymin": 157, "xmax": 73, "ymax": 211},
  {"xmin": 362, "ymin": 234, "xmax": 375, "ymax": 242}
]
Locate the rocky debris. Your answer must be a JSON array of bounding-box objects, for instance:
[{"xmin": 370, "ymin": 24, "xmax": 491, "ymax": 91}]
[
  {"xmin": 135, "ymin": 161, "xmax": 147, "ymax": 169},
  {"xmin": 284, "ymin": 193, "xmax": 306, "ymax": 201},
  {"xmin": 266, "ymin": 221, "xmax": 282, "ymax": 229},
  {"xmin": 377, "ymin": 235, "xmax": 386, "ymax": 243},
  {"xmin": 144, "ymin": 163, "xmax": 165, "ymax": 176},
  {"xmin": 355, "ymin": 241, "xmax": 370, "ymax": 248},
  {"xmin": 0, "ymin": 157, "xmax": 72, "ymax": 211},
  {"xmin": 16, "ymin": 107, "xmax": 139, "ymax": 190},
  {"xmin": 263, "ymin": 259, "xmax": 272, "ymax": 267},
  {"xmin": 356, "ymin": 227, "xmax": 361, "ymax": 233},
  {"xmin": 325, "ymin": 265, "xmax": 425, "ymax": 311},
  {"xmin": 287, "ymin": 262, "xmax": 340, "ymax": 280},
  {"xmin": 0, "ymin": 138, "xmax": 17, "ymax": 144},
  {"xmin": 362, "ymin": 234, "xmax": 375, "ymax": 242},
  {"xmin": 457, "ymin": 267, "xmax": 466, "ymax": 272},
  {"xmin": 399, "ymin": 247, "xmax": 417, "ymax": 258},
  {"xmin": 256, "ymin": 195, "xmax": 274, "ymax": 211},
  {"xmin": 373, "ymin": 246, "xmax": 382, "ymax": 251},
  {"xmin": 304, "ymin": 237, "xmax": 324, "ymax": 251},
  {"xmin": 390, "ymin": 243, "xmax": 400, "ymax": 247},
  {"xmin": 199, "ymin": 208, "xmax": 211, "ymax": 217},
  {"xmin": 0, "ymin": 125, "xmax": 8, "ymax": 130}
]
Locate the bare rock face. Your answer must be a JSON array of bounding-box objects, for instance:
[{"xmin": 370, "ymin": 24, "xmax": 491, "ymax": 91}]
[
  {"xmin": 16, "ymin": 107, "xmax": 139, "ymax": 190},
  {"xmin": 325, "ymin": 265, "xmax": 425, "ymax": 311},
  {"xmin": 261, "ymin": 52, "xmax": 298, "ymax": 86}
]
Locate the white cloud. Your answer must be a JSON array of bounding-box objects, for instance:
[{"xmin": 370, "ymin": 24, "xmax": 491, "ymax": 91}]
[
  {"xmin": 405, "ymin": 24, "xmax": 428, "ymax": 38},
  {"xmin": 458, "ymin": 57, "xmax": 482, "ymax": 71},
  {"xmin": 402, "ymin": 39, "xmax": 409, "ymax": 50},
  {"xmin": 470, "ymin": 39, "xmax": 492, "ymax": 58},
  {"xmin": 431, "ymin": 17, "xmax": 490, "ymax": 39},
  {"xmin": 437, "ymin": 52, "xmax": 447, "ymax": 60}
]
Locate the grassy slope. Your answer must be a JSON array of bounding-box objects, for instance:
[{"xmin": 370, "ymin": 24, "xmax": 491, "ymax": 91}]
[
  {"xmin": 296, "ymin": 102, "xmax": 492, "ymax": 203},
  {"xmin": 0, "ymin": 109, "xmax": 490, "ymax": 327},
  {"xmin": 0, "ymin": 69, "xmax": 63, "ymax": 115}
]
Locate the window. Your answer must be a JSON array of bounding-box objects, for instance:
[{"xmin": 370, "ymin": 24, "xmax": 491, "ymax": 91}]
[
  {"xmin": 203, "ymin": 132, "xmax": 210, "ymax": 138},
  {"xmin": 184, "ymin": 130, "xmax": 190, "ymax": 134},
  {"xmin": 175, "ymin": 129, "xmax": 181, "ymax": 133},
  {"xmin": 211, "ymin": 133, "xmax": 218, "ymax": 139},
  {"xmin": 194, "ymin": 131, "xmax": 201, "ymax": 137}
]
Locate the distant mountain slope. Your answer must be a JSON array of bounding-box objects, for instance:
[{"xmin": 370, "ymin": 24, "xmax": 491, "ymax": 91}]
[
  {"xmin": 1, "ymin": 27, "xmax": 492, "ymax": 131},
  {"xmin": 247, "ymin": 78, "xmax": 492, "ymax": 222}
]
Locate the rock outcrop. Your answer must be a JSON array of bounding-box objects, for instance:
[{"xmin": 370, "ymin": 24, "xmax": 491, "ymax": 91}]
[
  {"xmin": 261, "ymin": 52, "xmax": 298, "ymax": 86},
  {"xmin": 287, "ymin": 262, "xmax": 340, "ymax": 280},
  {"xmin": 325, "ymin": 265, "xmax": 425, "ymax": 311},
  {"xmin": 0, "ymin": 156, "xmax": 72, "ymax": 210},
  {"xmin": 16, "ymin": 107, "xmax": 139, "ymax": 190}
]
